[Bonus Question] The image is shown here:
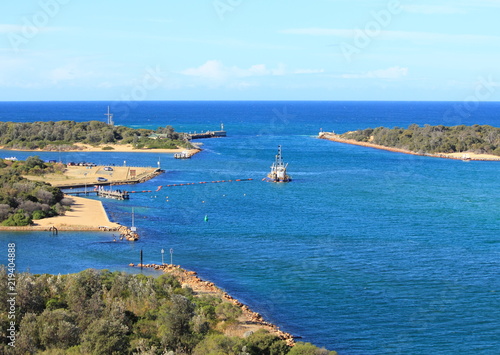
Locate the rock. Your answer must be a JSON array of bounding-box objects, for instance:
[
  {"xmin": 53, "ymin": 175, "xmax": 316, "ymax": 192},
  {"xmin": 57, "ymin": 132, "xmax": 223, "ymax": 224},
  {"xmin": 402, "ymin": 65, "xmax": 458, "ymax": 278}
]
[{"xmin": 243, "ymin": 331, "xmax": 254, "ymax": 338}]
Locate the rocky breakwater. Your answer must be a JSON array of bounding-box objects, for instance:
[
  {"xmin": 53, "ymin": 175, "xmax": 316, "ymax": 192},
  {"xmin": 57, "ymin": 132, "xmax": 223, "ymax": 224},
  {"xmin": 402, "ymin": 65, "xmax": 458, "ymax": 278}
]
[
  {"xmin": 130, "ymin": 263, "xmax": 295, "ymax": 346},
  {"xmin": 118, "ymin": 225, "xmax": 139, "ymax": 241},
  {"xmin": 135, "ymin": 169, "xmax": 164, "ymax": 184}
]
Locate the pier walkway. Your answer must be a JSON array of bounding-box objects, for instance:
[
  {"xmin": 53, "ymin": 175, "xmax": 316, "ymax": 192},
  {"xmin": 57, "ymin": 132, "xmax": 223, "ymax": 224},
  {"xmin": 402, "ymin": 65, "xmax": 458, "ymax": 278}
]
[
  {"xmin": 186, "ymin": 124, "xmax": 226, "ymax": 140},
  {"xmin": 187, "ymin": 130, "xmax": 226, "ymax": 139},
  {"xmin": 65, "ymin": 188, "xmax": 129, "ymax": 200}
]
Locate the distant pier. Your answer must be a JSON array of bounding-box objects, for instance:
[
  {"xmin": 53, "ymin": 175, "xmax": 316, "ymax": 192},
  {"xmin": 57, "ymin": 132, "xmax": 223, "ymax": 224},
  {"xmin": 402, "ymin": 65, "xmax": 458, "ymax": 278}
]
[
  {"xmin": 187, "ymin": 124, "xmax": 226, "ymax": 140},
  {"xmin": 66, "ymin": 188, "xmax": 129, "ymax": 200}
]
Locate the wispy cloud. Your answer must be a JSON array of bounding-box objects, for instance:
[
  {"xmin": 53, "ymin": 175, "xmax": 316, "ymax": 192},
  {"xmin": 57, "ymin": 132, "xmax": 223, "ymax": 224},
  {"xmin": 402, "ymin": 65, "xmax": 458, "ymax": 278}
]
[
  {"xmin": 0, "ymin": 23, "xmax": 63, "ymax": 34},
  {"xmin": 281, "ymin": 28, "xmax": 500, "ymax": 43},
  {"xmin": 0, "ymin": 24, "xmax": 25, "ymax": 33},
  {"xmin": 464, "ymin": 0, "xmax": 500, "ymax": 8},
  {"xmin": 340, "ymin": 66, "xmax": 409, "ymax": 80},
  {"xmin": 294, "ymin": 69, "xmax": 325, "ymax": 74},
  {"xmin": 180, "ymin": 60, "xmax": 286, "ymax": 82},
  {"xmin": 401, "ymin": 5, "xmax": 467, "ymax": 15},
  {"xmin": 47, "ymin": 64, "xmax": 81, "ymax": 84},
  {"xmin": 281, "ymin": 28, "xmax": 354, "ymax": 37}
]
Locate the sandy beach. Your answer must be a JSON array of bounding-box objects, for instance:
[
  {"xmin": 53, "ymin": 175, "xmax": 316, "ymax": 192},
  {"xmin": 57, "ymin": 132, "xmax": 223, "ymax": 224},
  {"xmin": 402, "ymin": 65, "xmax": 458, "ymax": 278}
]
[
  {"xmin": 0, "ymin": 195, "xmax": 121, "ymax": 232},
  {"xmin": 1, "ymin": 142, "xmax": 201, "ymax": 156},
  {"xmin": 72, "ymin": 143, "xmax": 201, "ymax": 155},
  {"xmin": 319, "ymin": 132, "xmax": 500, "ymax": 161},
  {"xmin": 36, "ymin": 195, "xmax": 120, "ymax": 230}
]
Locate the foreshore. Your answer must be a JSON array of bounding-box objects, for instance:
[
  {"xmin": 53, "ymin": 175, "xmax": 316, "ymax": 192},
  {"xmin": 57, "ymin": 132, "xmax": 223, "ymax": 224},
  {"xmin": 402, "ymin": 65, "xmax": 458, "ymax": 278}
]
[
  {"xmin": 131, "ymin": 262, "xmax": 296, "ymax": 346},
  {"xmin": 0, "ymin": 143, "xmax": 201, "ymax": 156},
  {"xmin": 25, "ymin": 165, "xmax": 164, "ymax": 188},
  {"xmin": 0, "ymin": 196, "xmax": 137, "ymax": 240},
  {"xmin": 319, "ymin": 132, "xmax": 500, "ymax": 161}
]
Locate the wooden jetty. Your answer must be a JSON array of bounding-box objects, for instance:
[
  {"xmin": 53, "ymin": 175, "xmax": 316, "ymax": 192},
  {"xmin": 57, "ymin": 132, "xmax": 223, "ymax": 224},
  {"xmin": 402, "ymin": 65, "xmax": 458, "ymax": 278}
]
[{"xmin": 187, "ymin": 123, "xmax": 226, "ymax": 140}]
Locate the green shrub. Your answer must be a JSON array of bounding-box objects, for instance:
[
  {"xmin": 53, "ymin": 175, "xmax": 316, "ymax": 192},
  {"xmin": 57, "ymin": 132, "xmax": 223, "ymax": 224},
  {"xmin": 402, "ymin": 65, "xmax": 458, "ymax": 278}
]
[
  {"xmin": 32, "ymin": 210, "xmax": 46, "ymax": 220},
  {"xmin": 288, "ymin": 342, "xmax": 338, "ymax": 355}
]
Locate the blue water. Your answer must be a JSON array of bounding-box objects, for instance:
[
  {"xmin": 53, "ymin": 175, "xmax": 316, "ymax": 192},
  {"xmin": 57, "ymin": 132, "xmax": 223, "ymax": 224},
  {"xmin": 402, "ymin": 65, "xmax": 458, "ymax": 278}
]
[{"xmin": 1, "ymin": 101, "xmax": 499, "ymax": 354}]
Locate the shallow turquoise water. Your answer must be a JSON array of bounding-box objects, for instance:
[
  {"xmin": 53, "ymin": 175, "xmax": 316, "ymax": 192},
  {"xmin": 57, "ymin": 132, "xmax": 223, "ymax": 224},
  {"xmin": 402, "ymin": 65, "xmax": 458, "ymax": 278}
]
[{"xmin": 1, "ymin": 101, "xmax": 499, "ymax": 354}]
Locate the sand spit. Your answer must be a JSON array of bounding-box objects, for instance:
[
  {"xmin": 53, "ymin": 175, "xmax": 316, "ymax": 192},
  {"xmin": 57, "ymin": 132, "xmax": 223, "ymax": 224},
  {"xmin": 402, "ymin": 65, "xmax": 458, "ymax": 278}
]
[
  {"xmin": 0, "ymin": 195, "xmax": 138, "ymax": 240},
  {"xmin": 319, "ymin": 132, "xmax": 500, "ymax": 161},
  {"xmin": 1, "ymin": 143, "xmax": 201, "ymax": 156}
]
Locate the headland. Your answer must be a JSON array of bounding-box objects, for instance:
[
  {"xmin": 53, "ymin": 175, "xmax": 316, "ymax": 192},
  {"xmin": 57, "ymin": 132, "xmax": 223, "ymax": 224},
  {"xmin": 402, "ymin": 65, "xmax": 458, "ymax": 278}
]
[
  {"xmin": 131, "ymin": 262, "xmax": 296, "ymax": 346},
  {"xmin": 319, "ymin": 132, "xmax": 500, "ymax": 161}
]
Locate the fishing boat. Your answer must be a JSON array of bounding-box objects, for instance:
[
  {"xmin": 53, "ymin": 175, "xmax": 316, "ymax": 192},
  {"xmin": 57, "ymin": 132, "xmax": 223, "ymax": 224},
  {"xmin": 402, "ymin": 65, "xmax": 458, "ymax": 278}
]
[
  {"xmin": 267, "ymin": 145, "xmax": 291, "ymax": 182},
  {"xmin": 4, "ymin": 157, "xmax": 18, "ymax": 161}
]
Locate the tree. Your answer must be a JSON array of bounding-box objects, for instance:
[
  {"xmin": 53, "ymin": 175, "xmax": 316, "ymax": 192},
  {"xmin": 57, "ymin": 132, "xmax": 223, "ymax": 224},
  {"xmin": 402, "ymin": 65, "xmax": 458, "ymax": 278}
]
[
  {"xmin": 65, "ymin": 269, "xmax": 104, "ymax": 331},
  {"xmin": 15, "ymin": 273, "xmax": 46, "ymax": 316},
  {"xmin": 158, "ymin": 294, "xmax": 198, "ymax": 353},
  {"xmin": 16, "ymin": 312, "xmax": 41, "ymax": 354},
  {"xmin": 25, "ymin": 156, "xmax": 46, "ymax": 170},
  {"xmin": 80, "ymin": 318, "xmax": 129, "ymax": 355},
  {"xmin": 37, "ymin": 309, "xmax": 80, "ymax": 350}
]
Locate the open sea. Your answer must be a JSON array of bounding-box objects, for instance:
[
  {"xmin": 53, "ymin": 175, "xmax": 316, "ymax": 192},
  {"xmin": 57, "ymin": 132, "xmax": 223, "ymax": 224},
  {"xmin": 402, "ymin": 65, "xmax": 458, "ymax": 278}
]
[{"xmin": 0, "ymin": 101, "xmax": 499, "ymax": 354}]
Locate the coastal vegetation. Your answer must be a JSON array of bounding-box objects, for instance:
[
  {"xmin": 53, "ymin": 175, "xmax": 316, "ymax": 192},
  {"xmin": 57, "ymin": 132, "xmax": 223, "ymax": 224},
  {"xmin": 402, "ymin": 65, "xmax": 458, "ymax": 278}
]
[
  {"xmin": 0, "ymin": 121, "xmax": 193, "ymax": 150},
  {"xmin": 0, "ymin": 268, "xmax": 337, "ymax": 354},
  {"xmin": 0, "ymin": 157, "xmax": 68, "ymax": 226},
  {"xmin": 340, "ymin": 124, "xmax": 500, "ymax": 156}
]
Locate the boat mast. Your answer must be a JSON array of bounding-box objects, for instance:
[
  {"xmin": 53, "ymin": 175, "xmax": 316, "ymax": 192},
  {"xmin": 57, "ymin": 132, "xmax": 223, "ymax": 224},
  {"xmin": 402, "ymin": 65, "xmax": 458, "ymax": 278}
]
[{"xmin": 275, "ymin": 145, "xmax": 284, "ymax": 168}]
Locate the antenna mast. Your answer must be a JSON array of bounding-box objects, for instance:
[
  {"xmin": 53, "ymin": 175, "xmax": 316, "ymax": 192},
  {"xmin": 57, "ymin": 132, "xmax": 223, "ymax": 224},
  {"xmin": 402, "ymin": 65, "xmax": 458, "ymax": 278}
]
[{"xmin": 105, "ymin": 106, "xmax": 114, "ymax": 126}]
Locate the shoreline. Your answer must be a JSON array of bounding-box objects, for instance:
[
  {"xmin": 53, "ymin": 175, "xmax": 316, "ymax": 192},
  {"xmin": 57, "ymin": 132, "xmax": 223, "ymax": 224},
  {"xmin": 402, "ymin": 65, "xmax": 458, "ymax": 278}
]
[
  {"xmin": 0, "ymin": 195, "xmax": 136, "ymax": 240},
  {"xmin": 319, "ymin": 132, "xmax": 500, "ymax": 161},
  {"xmin": 25, "ymin": 165, "xmax": 164, "ymax": 188},
  {"xmin": 131, "ymin": 262, "xmax": 296, "ymax": 346},
  {"xmin": 0, "ymin": 143, "xmax": 202, "ymax": 156}
]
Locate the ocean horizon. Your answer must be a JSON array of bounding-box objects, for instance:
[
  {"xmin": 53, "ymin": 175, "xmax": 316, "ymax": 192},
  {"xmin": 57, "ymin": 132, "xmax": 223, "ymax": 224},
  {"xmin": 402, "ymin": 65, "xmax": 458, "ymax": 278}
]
[{"xmin": 1, "ymin": 101, "xmax": 499, "ymax": 354}]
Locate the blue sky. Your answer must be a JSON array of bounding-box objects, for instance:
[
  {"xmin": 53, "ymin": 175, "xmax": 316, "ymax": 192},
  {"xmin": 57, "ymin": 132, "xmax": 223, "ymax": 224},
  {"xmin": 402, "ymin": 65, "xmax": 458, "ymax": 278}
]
[{"xmin": 1, "ymin": 0, "xmax": 499, "ymax": 101}]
